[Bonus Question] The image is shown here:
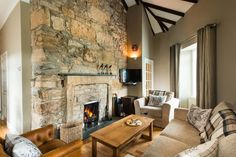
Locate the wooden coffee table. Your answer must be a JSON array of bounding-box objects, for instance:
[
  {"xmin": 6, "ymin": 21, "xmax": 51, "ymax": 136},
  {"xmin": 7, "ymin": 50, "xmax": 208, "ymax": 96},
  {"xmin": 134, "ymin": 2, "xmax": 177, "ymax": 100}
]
[{"xmin": 90, "ymin": 114, "xmax": 154, "ymax": 157}]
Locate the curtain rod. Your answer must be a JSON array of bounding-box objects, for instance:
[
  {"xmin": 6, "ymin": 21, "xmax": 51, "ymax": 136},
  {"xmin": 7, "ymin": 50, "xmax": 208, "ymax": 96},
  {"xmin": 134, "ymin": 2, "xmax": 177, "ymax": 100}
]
[
  {"xmin": 180, "ymin": 23, "xmax": 217, "ymax": 44},
  {"xmin": 180, "ymin": 34, "xmax": 197, "ymax": 45},
  {"xmin": 206, "ymin": 23, "xmax": 217, "ymax": 27}
]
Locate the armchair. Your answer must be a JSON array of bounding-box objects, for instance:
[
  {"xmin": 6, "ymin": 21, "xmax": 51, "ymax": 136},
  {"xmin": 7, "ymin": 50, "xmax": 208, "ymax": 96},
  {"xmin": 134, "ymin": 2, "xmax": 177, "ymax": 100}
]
[{"xmin": 134, "ymin": 90, "xmax": 179, "ymax": 128}]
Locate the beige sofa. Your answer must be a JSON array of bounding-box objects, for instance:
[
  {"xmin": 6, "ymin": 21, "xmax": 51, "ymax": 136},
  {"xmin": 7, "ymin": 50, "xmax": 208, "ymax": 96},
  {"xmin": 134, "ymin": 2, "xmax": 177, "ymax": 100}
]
[
  {"xmin": 142, "ymin": 102, "xmax": 236, "ymax": 157},
  {"xmin": 134, "ymin": 90, "xmax": 179, "ymax": 128}
]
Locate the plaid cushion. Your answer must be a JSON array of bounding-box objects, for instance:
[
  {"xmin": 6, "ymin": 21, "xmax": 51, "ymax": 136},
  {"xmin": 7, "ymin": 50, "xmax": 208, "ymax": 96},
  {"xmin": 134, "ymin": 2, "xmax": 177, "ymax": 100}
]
[
  {"xmin": 201, "ymin": 109, "xmax": 236, "ymax": 143},
  {"xmin": 149, "ymin": 90, "xmax": 174, "ymax": 102}
]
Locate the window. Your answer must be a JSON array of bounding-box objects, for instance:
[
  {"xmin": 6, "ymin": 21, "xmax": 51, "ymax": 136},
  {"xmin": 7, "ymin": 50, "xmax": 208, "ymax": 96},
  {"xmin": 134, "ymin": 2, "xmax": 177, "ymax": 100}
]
[{"xmin": 179, "ymin": 43, "xmax": 197, "ymax": 108}]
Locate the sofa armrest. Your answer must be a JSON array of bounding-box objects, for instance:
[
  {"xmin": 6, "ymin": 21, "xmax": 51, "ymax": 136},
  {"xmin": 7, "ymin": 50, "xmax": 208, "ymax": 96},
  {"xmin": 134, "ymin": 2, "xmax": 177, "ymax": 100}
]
[
  {"xmin": 0, "ymin": 144, "xmax": 9, "ymax": 157},
  {"xmin": 42, "ymin": 140, "xmax": 83, "ymax": 157},
  {"xmin": 134, "ymin": 97, "xmax": 146, "ymax": 115},
  {"xmin": 174, "ymin": 108, "xmax": 189, "ymax": 121},
  {"xmin": 162, "ymin": 103, "xmax": 171, "ymax": 128},
  {"xmin": 165, "ymin": 98, "xmax": 179, "ymax": 121}
]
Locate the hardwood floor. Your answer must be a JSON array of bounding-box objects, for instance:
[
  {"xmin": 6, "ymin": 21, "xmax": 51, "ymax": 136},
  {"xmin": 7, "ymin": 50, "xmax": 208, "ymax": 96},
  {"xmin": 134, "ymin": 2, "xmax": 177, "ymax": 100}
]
[{"xmin": 0, "ymin": 121, "xmax": 162, "ymax": 157}]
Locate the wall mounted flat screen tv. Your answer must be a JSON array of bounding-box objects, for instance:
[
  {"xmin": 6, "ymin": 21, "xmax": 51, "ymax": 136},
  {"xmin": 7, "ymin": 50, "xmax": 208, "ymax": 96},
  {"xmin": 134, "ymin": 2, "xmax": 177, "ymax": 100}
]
[{"xmin": 119, "ymin": 69, "xmax": 142, "ymax": 84}]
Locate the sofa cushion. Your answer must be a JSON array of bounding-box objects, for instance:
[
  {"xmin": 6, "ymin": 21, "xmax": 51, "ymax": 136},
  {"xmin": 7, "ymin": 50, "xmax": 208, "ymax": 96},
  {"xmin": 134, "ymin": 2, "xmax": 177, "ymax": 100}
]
[
  {"xmin": 5, "ymin": 134, "xmax": 33, "ymax": 156},
  {"xmin": 187, "ymin": 105, "xmax": 212, "ymax": 132},
  {"xmin": 218, "ymin": 134, "xmax": 236, "ymax": 157},
  {"xmin": 142, "ymin": 135, "xmax": 190, "ymax": 157},
  {"xmin": 12, "ymin": 140, "xmax": 42, "ymax": 157},
  {"xmin": 149, "ymin": 90, "xmax": 174, "ymax": 102},
  {"xmin": 147, "ymin": 95, "xmax": 167, "ymax": 107},
  {"xmin": 161, "ymin": 119, "xmax": 201, "ymax": 146},
  {"xmin": 175, "ymin": 139, "xmax": 218, "ymax": 157},
  {"xmin": 140, "ymin": 106, "xmax": 162, "ymax": 118},
  {"xmin": 211, "ymin": 101, "xmax": 232, "ymax": 117},
  {"xmin": 212, "ymin": 109, "xmax": 236, "ymax": 139},
  {"xmin": 38, "ymin": 139, "xmax": 65, "ymax": 154},
  {"xmin": 201, "ymin": 102, "xmax": 236, "ymax": 142}
]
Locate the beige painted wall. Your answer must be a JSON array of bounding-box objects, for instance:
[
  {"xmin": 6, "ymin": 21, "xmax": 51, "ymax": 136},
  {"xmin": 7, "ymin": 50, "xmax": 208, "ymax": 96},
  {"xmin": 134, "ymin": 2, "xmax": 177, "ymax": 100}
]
[
  {"xmin": 127, "ymin": 4, "xmax": 154, "ymax": 97},
  {"xmin": 20, "ymin": 2, "xmax": 31, "ymax": 132},
  {"xmin": 0, "ymin": 1, "xmax": 31, "ymax": 133},
  {"xmin": 127, "ymin": 5, "xmax": 143, "ymax": 97},
  {"xmin": 153, "ymin": 0, "xmax": 236, "ymax": 109},
  {"xmin": 0, "ymin": 2, "xmax": 22, "ymax": 133}
]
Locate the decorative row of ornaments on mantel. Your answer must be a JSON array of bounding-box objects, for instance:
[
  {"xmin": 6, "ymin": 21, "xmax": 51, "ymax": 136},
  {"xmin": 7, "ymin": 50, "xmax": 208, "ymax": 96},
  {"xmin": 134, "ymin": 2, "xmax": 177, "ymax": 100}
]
[{"xmin": 97, "ymin": 63, "xmax": 112, "ymax": 75}]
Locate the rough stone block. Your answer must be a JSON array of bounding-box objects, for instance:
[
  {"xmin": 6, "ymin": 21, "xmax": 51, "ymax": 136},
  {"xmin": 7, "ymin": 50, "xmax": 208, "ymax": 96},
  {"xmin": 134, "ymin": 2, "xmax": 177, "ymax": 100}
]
[
  {"xmin": 96, "ymin": 32, "xmax": 114, "ymax": 48},
  {"xmin": 31, "ymin": 8, "xmax": 50, "ymax": 29},
  {"xmin": 88, "ymin": 6, "xmax": 110, "ymax": 25},
  {"xmin": 40, "ymin": 0, "xmax": 60, "ymax": 12},
  {"xmin": 68, "ymin": 39, "xmax": 84, "ymax": 48},
  {"xmin": 71, "ymin": 19, "xmax": 96, "ymax": 42},
  {"xmin": 51, "ymin": 16, "xmax": 65, "ymax": 31},
  {"xmin": 83, "ymin": 49, "xmax": 97, "ymax": 63},
  {"xmin": 62, "ymin": 7, "xmax": 75, "ymax": 19},
  {"xmin": 32, "ymin": 48, "xmax": 46, "ymax": 63}
]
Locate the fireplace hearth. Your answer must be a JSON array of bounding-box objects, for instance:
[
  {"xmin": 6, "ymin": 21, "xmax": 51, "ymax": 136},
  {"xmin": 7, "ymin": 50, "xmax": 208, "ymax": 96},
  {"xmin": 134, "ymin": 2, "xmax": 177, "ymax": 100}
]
[{"xmin": 84, "ymin": 101, "xmax": 99, "ymax": 128}]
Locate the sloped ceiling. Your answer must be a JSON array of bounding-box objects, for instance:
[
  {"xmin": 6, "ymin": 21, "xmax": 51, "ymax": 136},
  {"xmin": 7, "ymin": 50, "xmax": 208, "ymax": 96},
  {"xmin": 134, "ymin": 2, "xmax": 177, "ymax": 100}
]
[
  {"xmin": 123, "ymin": 0, "xmax": 197, "ymax": 35},
  {"xmin": 0, "ymin": 0, "xmax": 30, "ymax": 30}
]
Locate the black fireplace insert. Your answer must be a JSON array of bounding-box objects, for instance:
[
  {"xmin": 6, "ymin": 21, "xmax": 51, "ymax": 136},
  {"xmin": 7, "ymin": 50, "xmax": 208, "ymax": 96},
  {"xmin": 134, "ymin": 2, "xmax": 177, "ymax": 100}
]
[{"xmin": 83, "ymin": 101, "xmax": 99, "ymax": 128}]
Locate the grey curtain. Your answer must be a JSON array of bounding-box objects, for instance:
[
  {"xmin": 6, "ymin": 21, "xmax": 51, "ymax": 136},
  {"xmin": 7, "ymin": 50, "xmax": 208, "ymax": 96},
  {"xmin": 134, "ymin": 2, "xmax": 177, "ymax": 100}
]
[
  {"xmin": 170, "ymin": 43, "xmax": 181, "ymax": 98},
  {"xmin": 197, "ymin": 25, "xmax": 217, "ymax": 109}
]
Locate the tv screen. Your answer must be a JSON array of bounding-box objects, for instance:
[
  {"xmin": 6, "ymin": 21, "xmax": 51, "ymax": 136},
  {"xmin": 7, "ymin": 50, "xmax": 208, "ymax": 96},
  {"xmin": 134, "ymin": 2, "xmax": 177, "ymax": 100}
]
[{"xmin": 119, "ymin": 69, "xmax": 142, "ymax": 83}]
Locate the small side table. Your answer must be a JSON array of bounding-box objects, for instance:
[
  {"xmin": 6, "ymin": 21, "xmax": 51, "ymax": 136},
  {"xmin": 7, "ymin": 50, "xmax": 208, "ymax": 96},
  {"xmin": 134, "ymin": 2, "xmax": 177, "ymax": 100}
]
[{"xmin": 121, "ymin": 96, "xmax": 138, "ymax": 115}]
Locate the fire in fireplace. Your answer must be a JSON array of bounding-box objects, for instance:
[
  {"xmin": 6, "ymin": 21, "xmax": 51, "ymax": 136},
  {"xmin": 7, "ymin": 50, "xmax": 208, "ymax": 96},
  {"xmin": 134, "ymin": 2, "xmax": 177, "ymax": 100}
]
[{"xmin": 84, "ymin": 101, "xmax": 99, "ymax": 128}]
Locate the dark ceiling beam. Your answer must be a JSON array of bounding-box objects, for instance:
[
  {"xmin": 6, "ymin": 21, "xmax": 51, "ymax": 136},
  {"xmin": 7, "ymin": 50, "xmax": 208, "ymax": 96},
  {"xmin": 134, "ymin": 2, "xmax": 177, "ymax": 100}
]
[
  {"xmin": 157, "ymin": 20, "xmax": 165, "ymax": 32},
  {"xmin": 142, "ymin": 2, "xmax": 185, "ymax": 17},
  {"xmin": 135, "ymin": 0, "xmax": 139, "ymax": 5},
  {"xmin": 121, "ymin": 0, "xmax": 128, "ymax": 11},
  {"xmin": 145, "ymin": 6, "xmax": 176, "ymax": 25},
  {"xmin": 143, "ymin": 7, "xmax": 155, "ymax": 35},
  {"xmin": 181, "ymin": 0, "xmax": 198, "ymax": 3},
  {"xmin": 160, "ymin": 21, "xmax": 169, "ymax": 31},
  {"xmin": 155, "ymin": 15, "xmax": 176, "ymax": 25},
  {"xmin": 145, "ymin": 6, "xmax": 166, "ymax": 33}
]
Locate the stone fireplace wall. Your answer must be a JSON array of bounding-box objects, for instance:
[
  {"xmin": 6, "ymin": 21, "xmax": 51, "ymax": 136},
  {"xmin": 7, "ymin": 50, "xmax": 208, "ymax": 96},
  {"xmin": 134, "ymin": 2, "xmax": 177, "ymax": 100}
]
[{"xmin": 31, "ymin": 0, "xmax": 127, "ymax": 129}]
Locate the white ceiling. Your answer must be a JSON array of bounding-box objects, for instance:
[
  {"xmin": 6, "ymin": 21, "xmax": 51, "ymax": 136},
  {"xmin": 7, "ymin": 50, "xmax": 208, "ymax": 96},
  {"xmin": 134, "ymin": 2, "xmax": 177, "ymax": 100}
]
[
  {"xmin": 0, "ymin": 0, "xmax": 29, "ymax": 30},
  {"xmin": 125, "ymin": 0, "xmax": 195, "ymax": 34}
]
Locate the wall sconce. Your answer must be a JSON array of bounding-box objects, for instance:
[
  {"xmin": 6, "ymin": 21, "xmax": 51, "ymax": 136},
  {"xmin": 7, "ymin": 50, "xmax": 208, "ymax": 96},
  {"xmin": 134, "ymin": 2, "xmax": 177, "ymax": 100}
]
[{"xmin": 130, "ymin": 44, "xmax": 138, "ymax": 60}]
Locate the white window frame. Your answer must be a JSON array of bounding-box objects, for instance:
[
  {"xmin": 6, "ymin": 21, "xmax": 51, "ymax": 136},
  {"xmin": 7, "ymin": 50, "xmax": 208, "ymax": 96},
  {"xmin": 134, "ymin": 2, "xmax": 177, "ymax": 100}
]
[{"xmin": 142, "ymin": 58, "xmax": 154, "ymax": 97}]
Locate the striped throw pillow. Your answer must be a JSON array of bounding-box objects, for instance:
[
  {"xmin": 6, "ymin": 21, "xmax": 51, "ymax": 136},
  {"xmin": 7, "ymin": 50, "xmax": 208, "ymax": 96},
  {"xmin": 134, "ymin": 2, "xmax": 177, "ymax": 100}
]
[{"xmin": 200, "ymin": 108, "xmax": 236, "ymax": 142}]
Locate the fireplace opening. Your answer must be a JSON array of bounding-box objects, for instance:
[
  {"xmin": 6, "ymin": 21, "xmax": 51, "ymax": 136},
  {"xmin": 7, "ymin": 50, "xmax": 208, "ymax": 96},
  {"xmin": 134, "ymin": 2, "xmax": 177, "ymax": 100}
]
[{"xmin": 84, "ymin": 101, "xmax": 99, "ymax": 128}]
